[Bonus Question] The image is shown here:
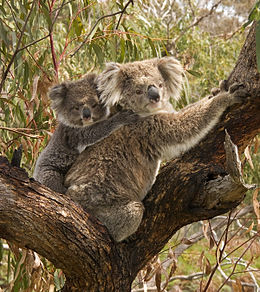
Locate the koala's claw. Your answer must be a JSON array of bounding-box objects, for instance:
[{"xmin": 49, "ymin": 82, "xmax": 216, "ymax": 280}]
[
  {"xmin": 210, "ymin": 87, "xmax": 220, "ymax": 97},
  {"xmin": 209, "ymin": 80, "xmax": 228, "ymax": 99},
  {"xmin": 229, "ymin": 82, "xmax": 244, "ymax": 94},
  {"xmin": 229, "ymin": 83, "xmax": 249, "ymax": 105},
  {"xmin": 219, "ymin": 80, "xmax": 228, "ymax": 92}
]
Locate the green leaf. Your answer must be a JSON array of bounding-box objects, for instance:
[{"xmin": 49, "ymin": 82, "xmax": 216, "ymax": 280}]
[
  {"xmin": 39, "ymin": 0, "xmax": 52, "ymax": 29},
  {"xmin": 70, "ymin": 16, "xmax": 84, "ymax": 37},
  {"xmin": 93, "ymin": 43, "xmax": 104, "ymax": 65},
  {"xmin": 23, "ymin": 61, "xmax": 29, "ymax": 87},
  {"xmin": 186, "ymin": 69, "xmax": 202, "ymax": 78},
  {"xmin": 256, "ymin": 20, "xmax": 260, "ymax": 72},
  {"xmin": 54, "ymin": 270, "xmax": 61, "ymax": 290},
  {"xmin": 0, "ymin": 4, "xmax": 6, "ymax": 14},
  {"xmin": 118, "ymin": 37, "xmax": 125, "ymax": 62},
  {"xmin": 0, "ymin": 20, "xmax": 10, "ymax": 46},
  {"xmin": 243, "ymin": 19, "xmax": 253, "ymax": 29},
  {"xmin": 88, "ymin": 24, "xmax": 99, "ymax": 42},
  {"xmin": 247, "ymin": 1, "xmax": 260, "ymax": 23},
  {"xmin": 148, "ymin": 38, "xmax": 157, "ymax": 57}
]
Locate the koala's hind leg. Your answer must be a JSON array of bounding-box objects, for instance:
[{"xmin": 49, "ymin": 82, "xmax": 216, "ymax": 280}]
[
  {"xmin": 35, "ymin": 169, "xmax": 67, "ymax": 194},
  {"xmin": 96, "ymin": 201, "xmax": 144, "ymax": 242}
]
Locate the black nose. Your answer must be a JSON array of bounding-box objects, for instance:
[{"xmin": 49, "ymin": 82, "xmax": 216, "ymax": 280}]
[
  {"xmin": 148, "ymin": 85, "xmax": 160, "ymax": 102},
  {"xmin": 82, "ymin": 107, "xmax": 91, "ymax": 119}
]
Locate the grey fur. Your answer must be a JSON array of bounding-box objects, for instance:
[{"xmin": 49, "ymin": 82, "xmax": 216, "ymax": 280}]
[
  {"xmin": 97, "ymin": 57, "xmax": 183, "ymax": 115},
  {"xmin": 33, "ymin": 74, "xmax": 140, "ymax": 194},
  {"xmin": 65, "ymin": 75, "xmax": 248, "ymax": 242}
]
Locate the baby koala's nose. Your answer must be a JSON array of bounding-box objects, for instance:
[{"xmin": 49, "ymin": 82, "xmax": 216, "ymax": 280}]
[
  {"xmin": 148, "ymin": 85, "xmax": 160, "ymax": 103},
  {"xmin": 82, "ymin": 107, "xmax": 91, "ymax": 120}
]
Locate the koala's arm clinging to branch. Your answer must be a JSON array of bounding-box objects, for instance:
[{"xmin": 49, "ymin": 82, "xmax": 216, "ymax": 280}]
[{"xmin": 153, "ymin": 83, "xmax": 249, "ymax": 161}]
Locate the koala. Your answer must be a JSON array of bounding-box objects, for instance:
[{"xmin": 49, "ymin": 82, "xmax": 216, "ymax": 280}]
[
  {"xmin": 33, "ymin": 73, "xmax": 140, "ymax": 194},
  {"xmin": 97, "ymin": 57, "xmax": 182, "ymax": 115},
  {"xmin": 64, "ymin": 57, "xmax": 248, "ymax": 242}
]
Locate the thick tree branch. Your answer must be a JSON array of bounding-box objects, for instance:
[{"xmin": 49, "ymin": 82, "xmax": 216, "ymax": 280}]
[{"xmin": 0, "ymin": 156, "xmax": 131, "ymax": 290}]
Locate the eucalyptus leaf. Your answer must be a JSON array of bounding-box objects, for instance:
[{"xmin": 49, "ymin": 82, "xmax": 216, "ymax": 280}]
[
  {"xmin": 186, "ymin": 69, "xmax": 202, "ymax": 78},
  {"xmin": 93, "ymin": 43, "xmax": 104, "ymax": 65}
]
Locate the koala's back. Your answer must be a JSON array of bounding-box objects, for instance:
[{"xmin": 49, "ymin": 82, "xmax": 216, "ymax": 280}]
[{"xmin": 34, "ymin": 124, "xmax": 80, "ymax": 178}]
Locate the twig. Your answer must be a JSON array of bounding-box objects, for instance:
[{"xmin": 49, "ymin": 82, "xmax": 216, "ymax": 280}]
[
  {"xmin": 0, "ymin": 0, "xmax": 38, "ymax": 93},
  {"xmin": 217, "ymin": 235, "xmax": 259, "ymax": 291},
  {"xmin": 173, "ymin": 0, "xmax": 223, "ymax": 44},
  {"xmin": 52, "ymin": 0, "xmax": 74, "ymax": 14},
  {"xmin": 0, "ymin": 126, "xmax": 41, "ymax": 139},
  {"xmin": 115, "ymin": 0, "xmax": 134, "ymax": 29},
  {"xmin": 132, "ymin": 272, "xmax": 205, "ymax": 292},
  {"xmin": 172, "ymin": 206, "xmax": 253, "ymax": 260},
  {"xmin": 59, "ymin": 4, "xmax": 93, "ymax": 63},
  {"xmin": 218, "ymin": 265, "xmax": 259, "ymax": 290},
  {"xmin": 47, "ymin": 0, "xmax": 59, "ymax": 76},
  {"xmin": 71, "ymin": 0, "xmax": 134, "ymax": 57},
  {"xmin": 201, "ymin": 211, "xmax": 232, "ymax": 292}
]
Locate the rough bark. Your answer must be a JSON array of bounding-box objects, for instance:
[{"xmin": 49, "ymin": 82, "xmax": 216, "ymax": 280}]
[{"xmin": 0, "ymin": 24, "xmax": 259, "ymax": 291}]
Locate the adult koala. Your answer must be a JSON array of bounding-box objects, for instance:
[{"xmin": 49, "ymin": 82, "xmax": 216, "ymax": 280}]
[{"xmin": 64, "ymin": 57, "xmax": 248, "ymax": 242}]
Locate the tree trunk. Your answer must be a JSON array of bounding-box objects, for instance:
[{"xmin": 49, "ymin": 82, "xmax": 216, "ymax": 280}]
[{"xmin": 0, "ymin": 24, "xmax": 259, "ymax": 291}]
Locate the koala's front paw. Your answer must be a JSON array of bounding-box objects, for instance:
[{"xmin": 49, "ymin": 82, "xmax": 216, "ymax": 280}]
[
  {"xmin": 119, "ymin": 110, "xmax": 141, "ymax": 125},
  {"xmin": 228, "ymin": 83, "xmax": 249, "ymax": 105},
  {"xmin": 209, "ymin": 80, "xmax": 228, "ymax": 99}
]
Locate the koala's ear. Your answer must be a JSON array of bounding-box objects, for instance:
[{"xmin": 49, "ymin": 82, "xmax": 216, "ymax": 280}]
[
  {"xmin": 157, "ymin": 57, "xmax": 183, "ymax": 101},
  {"xmin": 97, "ymin": 62, "xmax": 122, "ymax": 107},
  {"xmin": 48, "ymin": 83, "xmax": 68, "ymax": 112}
]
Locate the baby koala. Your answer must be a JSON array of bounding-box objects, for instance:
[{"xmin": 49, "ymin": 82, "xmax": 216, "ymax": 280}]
[{"xmin": 33, "ymin": 73, "xmax": 140, "ymax": 194}]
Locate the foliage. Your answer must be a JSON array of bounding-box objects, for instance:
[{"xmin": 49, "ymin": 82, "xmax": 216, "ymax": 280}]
[{"xmin": 0, "ymin": 0, "xmax": 259, "ymax": 291}]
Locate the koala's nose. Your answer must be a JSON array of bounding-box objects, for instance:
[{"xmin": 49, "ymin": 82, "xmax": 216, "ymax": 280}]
[
  {"xmin": 148, "ymin": 85, "xmax": 160, "ymax": 103},
  {"xmin": 82, "ymin": 107, "xmax": 91, "ymax": 120}
]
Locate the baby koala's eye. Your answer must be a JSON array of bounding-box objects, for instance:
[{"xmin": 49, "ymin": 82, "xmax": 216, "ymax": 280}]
[
  {"xmin": 72, "ymin": 102, "xmax": 84, "ymax": 111},
  {"xmin": 158, "ymin": 83, "xmax": 163, "ymax": 88},
  {"xmin": 136, "ymin": 89, "xmax": 143, "ymax": 95}
]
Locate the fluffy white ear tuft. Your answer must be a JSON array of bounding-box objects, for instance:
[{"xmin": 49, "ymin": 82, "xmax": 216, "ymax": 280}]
[
  {"xmin": 48, "ymin": 83, "xmax": 67, "ymax": 112},
  {"xmin": 157, "ymin": 57, "xmax": 183, "ymax": 101},
  {"xmin": 97, "ymin": 62, "xmax": 122, "ymax": 107}
]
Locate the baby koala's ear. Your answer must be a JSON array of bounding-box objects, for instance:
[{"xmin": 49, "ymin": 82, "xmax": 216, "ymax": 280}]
[
  {"xmin": 97, "ymin": 62, "xmax": 122, "ymax": 107},
  {"xmin": 48, "ymin": 83, "xmax": 68, "ymax": 112},
  {"xmin": 157, "ymin": 56, "xmax": 183, "ymax": 101}
]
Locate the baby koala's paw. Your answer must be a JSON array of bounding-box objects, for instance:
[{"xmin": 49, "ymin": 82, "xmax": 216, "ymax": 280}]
[
  {"xmin": 229, "ymin": 83, "xmax": 249, "ymax": 105},
  {"xmin": 117, "ymin": 110, "xmax": 141, "ymax": 125}
]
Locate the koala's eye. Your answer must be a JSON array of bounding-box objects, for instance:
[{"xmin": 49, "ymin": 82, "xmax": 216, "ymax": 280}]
[
  {"xmin": 73, "ymin": 106, "xmax": 80, "ymax": 111},
  {"xmin": 159, "ymin": 83, "xmax": 163, "ymax": 88},
  {"xmin": 136, "ymin": 89, "xmax": 143, "ymax": 95},
  {"xmin": 91, "ymin": 103, "xmax": 98, "ymax": 109}
]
